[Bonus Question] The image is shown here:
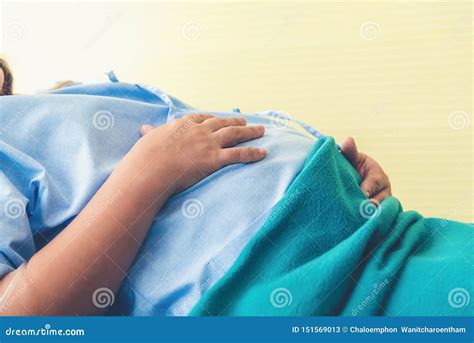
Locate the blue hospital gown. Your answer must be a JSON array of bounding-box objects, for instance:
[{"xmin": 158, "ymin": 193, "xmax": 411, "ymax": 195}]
[{"xmin": 0, "ymin": 79, "xmax": 316, "ymax": 315}]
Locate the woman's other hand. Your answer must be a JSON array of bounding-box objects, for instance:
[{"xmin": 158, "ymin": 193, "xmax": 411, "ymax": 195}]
[
  {"xmin": 138, "ymin": 114, "xmax": 266, "ymax": 193},
  {"xmin": 341, "ymin": 137, "xmax": 392, "ymax": 204}
]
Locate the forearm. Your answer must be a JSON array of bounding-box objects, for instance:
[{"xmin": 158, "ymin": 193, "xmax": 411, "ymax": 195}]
[
  {"xmin": 0, "ymin": 114, "xmax": 266, "ymax": 316},
  {"xmin": 0, "ymin": 140, "xmax": 176, "ymax": 315}
]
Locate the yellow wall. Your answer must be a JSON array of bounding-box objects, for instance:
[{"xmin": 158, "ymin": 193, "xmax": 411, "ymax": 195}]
[{"xmin": 1, "ymin": 1, "xmax": 472, "ymax": 221}]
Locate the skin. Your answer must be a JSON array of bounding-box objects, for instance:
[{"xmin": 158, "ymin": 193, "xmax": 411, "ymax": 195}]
[
  {"xmin": 341, "ymin": 137, "xmax": 391, "ymax": 204},
  {"xmin": 0, "ymin": 113, "xmax": 391, "ymax": 316},
  {"xmin": 0, "ymin": 114, "xmax": 267, "ymax": 315}
]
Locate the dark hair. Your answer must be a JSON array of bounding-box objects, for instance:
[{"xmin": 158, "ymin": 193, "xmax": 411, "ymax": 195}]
[{"xmin": 0, "ymin": 58, "xmax": 14, "ymax": 95}]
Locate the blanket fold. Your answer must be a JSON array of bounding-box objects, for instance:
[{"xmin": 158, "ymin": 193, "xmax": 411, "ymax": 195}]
[{"xmin": 190, "ymin": 137, "xmax": 473, "ymax": 316}]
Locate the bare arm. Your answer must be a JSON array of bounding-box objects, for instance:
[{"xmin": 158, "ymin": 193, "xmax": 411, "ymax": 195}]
[{"xmin": 0, "ymin": 114, "xmax": 266, "ymax": 316}]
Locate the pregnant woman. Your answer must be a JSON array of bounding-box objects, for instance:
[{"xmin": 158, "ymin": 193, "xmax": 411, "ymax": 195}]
[{"xmin": 0, "ymin": 62, "xmax": 392, "ymax": 316}]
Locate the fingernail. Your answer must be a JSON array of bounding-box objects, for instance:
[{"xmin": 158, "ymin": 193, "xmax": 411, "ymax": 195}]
[
  {"xmin": 257, "ymin": 125, "xmax": 265, "ymax": 132},
  {"xmin": 258, "ymin": 148, "xmax": 267, "ymax": 155},
  {"xmin": 365, "ymin": 191, "xmax": 370, "ymax": 197}
]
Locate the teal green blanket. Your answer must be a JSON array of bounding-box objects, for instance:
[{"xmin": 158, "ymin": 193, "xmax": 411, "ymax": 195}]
[{"xmin": 191, "ymin": 137, "xmax": 473, "ymax": 316}]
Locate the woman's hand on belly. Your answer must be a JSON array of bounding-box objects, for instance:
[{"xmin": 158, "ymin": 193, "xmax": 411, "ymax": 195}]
[
  {"xmin": 134, "ymin": 114, "xmax": 267, "ymax": 194},
  {"xmin": 0, "ymin": 114, "xmax": 266, "ymax": 316}
]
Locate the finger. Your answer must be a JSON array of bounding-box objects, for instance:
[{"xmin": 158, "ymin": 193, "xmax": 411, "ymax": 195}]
[
  {"xmin": 203, "ymin": 117, "xmax": 247, "ymax": 131},
  {"xmin": 371, "ymin": 188, "xmax": 391, "ymax": 205},
  {"xmin": 140, "ymin": 124, "xmax": 155, "ymax": 136},
  {"xmin": 181, "ymin": 113, "xmax": 216, "ymax": 124},
  {"xmin": 219, "ymin": 147, "xmax": 267, "ymax": 166},
  {"xmin": 215, "ymin": 125, "xmax": 265, "ymax": 148},
  {"xmin": 360, "ymin": 175, "xmax": 385, "ymax": 198},
  {"xmin": 340, "ymin": 137, "xmax": 359, "ymax": 164}
]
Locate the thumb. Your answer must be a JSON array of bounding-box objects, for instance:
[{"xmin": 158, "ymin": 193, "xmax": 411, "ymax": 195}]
[
  {"xmin": 340, "ymin": 137, "xmax": 359, "ymax": 164},
  {"xmin": 140, "ymin": 124, "xmax": 154, "ymax": 136}
]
